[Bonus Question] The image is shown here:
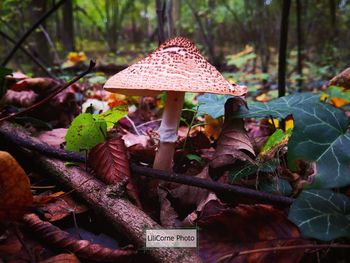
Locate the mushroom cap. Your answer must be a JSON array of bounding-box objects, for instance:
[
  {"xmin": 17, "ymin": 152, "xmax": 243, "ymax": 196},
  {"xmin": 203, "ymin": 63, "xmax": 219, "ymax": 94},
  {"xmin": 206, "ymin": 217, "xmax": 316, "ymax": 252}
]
[{"xmin": 104, "ymin": 37, "xmax": 247, "ymax": 96}]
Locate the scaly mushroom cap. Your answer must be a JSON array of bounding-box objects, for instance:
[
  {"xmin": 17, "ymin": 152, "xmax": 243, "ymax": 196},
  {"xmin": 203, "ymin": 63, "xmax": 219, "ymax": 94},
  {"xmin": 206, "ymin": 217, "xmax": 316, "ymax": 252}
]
[{"xmin": 104, "ymin": 37, "xmax": 247, "ymax": 96}]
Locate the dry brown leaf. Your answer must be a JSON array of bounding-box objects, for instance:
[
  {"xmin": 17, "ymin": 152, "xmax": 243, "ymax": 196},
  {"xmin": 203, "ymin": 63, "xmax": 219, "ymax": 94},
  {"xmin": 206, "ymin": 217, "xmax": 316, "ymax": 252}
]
[
  {"xmin": 33, "ymin": 191, "xmax": 65, "ymax": 205},
  {"xmin": 89, "ymin": 138, "xmax": 141, "ymax": 207},
  {"xmin": 0, "ymin": 151, "xmax": 33, "ymax": 222},
  {"xmin": 0, "ymin": 89, "xmax": 38, "ymax": 107},
  {"xmin": 329, "ymin": 67, "xmax": 350, "ymax": 89},
  {"xmin": 197, "ymin": 200, "xmax": 309, "ymax": 263},
  {"xmin": 210, "ymin": 98, "xmax": 255, "ymax": 169},
  {"xmin": 39, "ymin": 253, "xmax": 81, "ymax": 263},
  {"xmin": 159, "ymin": 166, "xmax": 213, "ymax": 227},
  {"xmin": 36, "ymin": 128, "xmax": 67, "ymax": 147},
  {"xmin": 10, "ymin": 77, "xmax": 60, "ymax": 93},
  {"xmin": 36, "ymin": 194, "xmax": 88, "ymax": 222},
  {"xmin": 0, "ymin": 229, "xmax": 22, "ymax": 254},
  {"xmin": 23, "ymin": 213, "xmax": 136, "ymax": 262}
]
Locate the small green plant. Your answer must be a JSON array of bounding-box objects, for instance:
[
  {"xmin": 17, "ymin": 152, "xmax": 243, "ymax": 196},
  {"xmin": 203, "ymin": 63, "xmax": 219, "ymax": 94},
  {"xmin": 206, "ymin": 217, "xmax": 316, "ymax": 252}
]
[{"xmin": 65, "ymin": 105, "xmax": 128, "ymax": 153}]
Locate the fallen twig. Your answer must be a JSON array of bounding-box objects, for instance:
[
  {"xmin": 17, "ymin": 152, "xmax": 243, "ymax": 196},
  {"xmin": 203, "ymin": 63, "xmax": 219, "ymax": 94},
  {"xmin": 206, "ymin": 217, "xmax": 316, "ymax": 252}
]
[
  {"xmin": 0, "ymin": 60, "xmax": 95, "ymax": 123},
  {"xmin": 0, "ymin": 121, "xmax": 294, "ymax": 206},
  {"xmin": 19, "ymin": 150, "xmax": 200, "ymax": 262},
  {"xmin": 2, "ymin": 0, "xmax": 67, "ymax": 66}
]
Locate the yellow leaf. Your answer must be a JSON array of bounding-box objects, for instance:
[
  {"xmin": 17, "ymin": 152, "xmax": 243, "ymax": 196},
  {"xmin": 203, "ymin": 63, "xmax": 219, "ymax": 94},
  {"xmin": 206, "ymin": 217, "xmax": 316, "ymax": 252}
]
[
  {"xmin": 204, "ymin": 115, "xmax": 223, "ymax": 140},
  {"xmin": 331, "ymin": 97, "xmax": 348, "ymax": 108}
]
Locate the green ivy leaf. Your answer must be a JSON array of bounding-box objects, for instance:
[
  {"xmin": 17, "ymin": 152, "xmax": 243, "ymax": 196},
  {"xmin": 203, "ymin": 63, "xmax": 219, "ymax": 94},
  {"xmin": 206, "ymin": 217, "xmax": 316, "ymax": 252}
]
[
  {"xmin": 229, "ymin": 159, "xmax": 278, "ymax": 183},
  {"xmin": 234, "ymin": 93, "xmax": 320, "ymax": 119},
  {"xmin": 288, "ymin": 190, "xmax": 350, "ymax": 241},
  {"xmin": 197, "ymin": 93, "xmax": 232, "ymax": 118},
  {"xmin": 288, "ymin": 102, "xmax": 350, "ymax": 188},
  {"xmin": 65, "ymin": 113, "xmax": 107, "ymax": 153},
  {"xmin": 95, "ymin": 106, "xmax": 128, "ymax": 130},
  {"xmin": 259, "ymin": 178, "xmax": 293, "ymax": 196}
]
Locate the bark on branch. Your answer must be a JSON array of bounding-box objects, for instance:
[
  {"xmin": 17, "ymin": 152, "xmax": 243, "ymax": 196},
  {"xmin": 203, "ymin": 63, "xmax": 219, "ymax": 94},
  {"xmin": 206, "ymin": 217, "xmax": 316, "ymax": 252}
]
[
  {"xmin": 0, "ymin": 122, "xmax": 200, "ymax": 263},
  {"xmin": 0, "ymin": 122, "xmax": 294, "ymax": 206}
]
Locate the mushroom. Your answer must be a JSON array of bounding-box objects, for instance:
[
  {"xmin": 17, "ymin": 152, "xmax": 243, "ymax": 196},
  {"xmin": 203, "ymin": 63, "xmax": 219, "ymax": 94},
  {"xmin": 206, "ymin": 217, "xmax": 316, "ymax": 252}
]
[{"xmin": 104, "ymin": 37, "xmax": 247, "ymax": 172}]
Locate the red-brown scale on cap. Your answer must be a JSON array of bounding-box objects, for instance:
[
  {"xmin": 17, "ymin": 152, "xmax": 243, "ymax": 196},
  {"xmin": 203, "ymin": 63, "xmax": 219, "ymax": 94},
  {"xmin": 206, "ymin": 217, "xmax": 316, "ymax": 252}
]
[{"xmin": 104, "ymin": 37, "xmax": 247, "ymax": 97}]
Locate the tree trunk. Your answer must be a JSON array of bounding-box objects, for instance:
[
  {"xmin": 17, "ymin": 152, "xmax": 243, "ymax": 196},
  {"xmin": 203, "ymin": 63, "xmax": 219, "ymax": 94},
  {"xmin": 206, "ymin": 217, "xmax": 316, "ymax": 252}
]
[
  {"xmin": 296, "ymin": 0, "xmax": 303, "ymax": 91},
  {"xmin": 30, "ymin": 0, "xmax": 51, "ymax": 65},
  {"xmin": 61, "ymin": 0, "xmax": 75, "ymax": 52},
  {"xmin": 277, "ymin": 0, "xmax": 291, "ymax": 97}
]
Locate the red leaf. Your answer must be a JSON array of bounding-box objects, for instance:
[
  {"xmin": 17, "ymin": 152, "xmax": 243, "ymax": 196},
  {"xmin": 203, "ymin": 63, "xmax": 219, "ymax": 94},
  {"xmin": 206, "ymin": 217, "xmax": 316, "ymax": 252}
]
[{"xmin": 89, "ymin": 138, "xmax": 141, "ymax": 207}]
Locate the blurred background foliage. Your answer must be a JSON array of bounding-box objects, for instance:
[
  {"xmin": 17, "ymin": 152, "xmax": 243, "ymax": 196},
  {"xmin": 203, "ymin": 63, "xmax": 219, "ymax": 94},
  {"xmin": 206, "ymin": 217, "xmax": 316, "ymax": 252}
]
[{"xmin": 0, "ymin": 0, "xmax": 349, "ymax": 92}]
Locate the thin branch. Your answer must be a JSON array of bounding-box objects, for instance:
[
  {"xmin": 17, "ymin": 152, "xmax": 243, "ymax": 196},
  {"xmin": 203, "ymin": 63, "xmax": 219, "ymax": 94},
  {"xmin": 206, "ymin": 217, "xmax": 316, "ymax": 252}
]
[
  {"xmin": 0, "ymin": 60, "xmax": 95, "ymax": 123},
  {"xmin": 38, "ymin": 25, "xmax": 62, "ymax": 65},
  {"xmin": 0, "ymin": 30, "xmax": 58, "ymax": 79},
  {"xmin": 2, "ymin": 0, "xmax": 67, "ymax": 66},
  {"xmin": 0, "ymin": 121, "xmax": 294, "ymax": 207}
]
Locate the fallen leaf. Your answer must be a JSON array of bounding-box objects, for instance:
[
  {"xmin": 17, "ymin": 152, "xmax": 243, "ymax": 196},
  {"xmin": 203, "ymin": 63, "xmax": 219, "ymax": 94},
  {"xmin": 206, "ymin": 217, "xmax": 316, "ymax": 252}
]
[
  {"xmin": 159, "ymin": 166, "xmax": 212, "ymax": 227},
  {"xmin": 0, "ymin": 89, "xmax": 38, "ymax": 107},
  {"xmin": 39, "ymin": 253, "xmax": 81, "ymax": 263},
  {"xmin": 0, "ymin": 229, "xmax": 22, "ymax": 254},
  {"xmin": 0, "ymin": 151, "xmax": 33, "ymax": 222},
  {"xmin": 24, "ymin": 213, "xmax": 136, "ymax": 262},
  {"xmin": 33, "ymin": 191, "xmax": 65, "ymax": 205},
  {"xmin": 89, "ymin": 138, "xmax": 141, "ymax": 207},
  {"xmin": 35, "ymin": 194, "xmax": 88, "ymax": 222},
  {"xmin": 210, "ymin": 98, "xmax": 255, "ymax": 169},
  {"xmin": 329, "ymin": 67, "xmax": 350, "ymax": 89},
  {"xmin": 197, "ymin": 200, "xmax": 309, "ymax": 263},
  {"xmin": 10, "ymin": 77, "xmax": 59, "ymax": 93},
  {"xmin": 36, "ymin": 128, "xmax": 67, "ymax": 147}
]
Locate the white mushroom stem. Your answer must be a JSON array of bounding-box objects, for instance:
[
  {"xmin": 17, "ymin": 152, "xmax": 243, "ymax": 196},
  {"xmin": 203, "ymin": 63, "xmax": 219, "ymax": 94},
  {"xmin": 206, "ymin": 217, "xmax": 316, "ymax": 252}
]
[{"xmin": 153, "ymin": 91, "xmax": 185, "ymax": 171}]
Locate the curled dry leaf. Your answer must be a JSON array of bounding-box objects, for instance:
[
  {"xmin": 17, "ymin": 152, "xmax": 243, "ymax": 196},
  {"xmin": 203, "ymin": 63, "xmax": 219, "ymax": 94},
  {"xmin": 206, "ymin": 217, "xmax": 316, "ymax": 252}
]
[
  {"xmin": 23, "ymin": 213, "xmax": 136, "ymax": 262},
  {"xmin": 329, "ymin": 67, "xmax": 350, "ymax": 89},
  {"xmin": 122, "ymin": 131, "xmax": 156, "ymax": 164},
  {"xmin": 36, "ymin": 128, "xmax": 68, "ymax": 147},
  {"xmin": 39, "ymin": 253, "xmax": 81, "ymax": 263},
  {"xmin": 0, "ymin": 89, "xmax": 38, "ymax": 107},
  {"xmin": 159, "ymin": 166, "xmax": 212, "ymax": 227},
  {"xmin": 197, "ymin": 200, "xmax": 309, "ymax": 263},
  {"xmin": 210, "ymin": 98, "xmax": 255, "ymax": 169},
  {"xmin": 89, "ymin": 138, "xmax": 142, "ymax": 207},
  {"xmin": 10, "ymin": 77, "xmax": 60, "ymax": 93},
  {"xmin": 35, "ymin": 194, "xmax": 88, "ymax": 222},
  {"xmin": 0, "ymin": 229, "xmax": 22, "ymax": 255},
  {"xmin": 0, "ymin": 151, "xmax": 33, "ymax": 222}
]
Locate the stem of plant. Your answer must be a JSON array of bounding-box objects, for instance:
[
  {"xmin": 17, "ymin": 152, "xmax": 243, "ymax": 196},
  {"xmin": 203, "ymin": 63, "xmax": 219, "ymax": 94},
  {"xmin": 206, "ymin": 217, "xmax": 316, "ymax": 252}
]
[{"xmin": 153, "ymin": 91, "xmax": 185, "ymax": 172}]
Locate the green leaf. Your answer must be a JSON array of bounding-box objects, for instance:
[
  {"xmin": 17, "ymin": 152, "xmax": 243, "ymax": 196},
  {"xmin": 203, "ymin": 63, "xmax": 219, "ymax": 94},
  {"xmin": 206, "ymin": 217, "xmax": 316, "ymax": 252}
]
[
  {"xmin": 234, "ymin": 93, "xmax": 320, "ymax": 119},
  {"xmin": 65, "ymin": 113, "xmax": 107, "ymax": 153},
  {"xmin": 229, "ymin": 159, "xmax": 278, "ymax": 183},
  {"xmin": 197, "ymin": 93, "xmax": 232, "ymax": 118},
  {"xmin": 186, "ymin": 154, "xmax": 203, "ymax": 163},
  {"xmin": 261, "ymin": 129, "xmax": 290, "ymax": 155},
  {"xmin": 288, "ymin": 102, "xmax": 350, "ymax": 188},
  {"xmin": 259, "ymin": 178, "xmax": 293, "ymax": 196},
  {"xmin": 326, "ymin": 86, "xmax": 350, "ymax": 104},
  {"xmin": 288, "ymin": 190, "xmax": 350, "ymax": 241},
  {"xmin": 95, "ymin": 106, "xmax": 128, "ymax": 130},
  {"xmin": 233, "ymin": 92, "xmax": 350, "ymax": 189}
]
